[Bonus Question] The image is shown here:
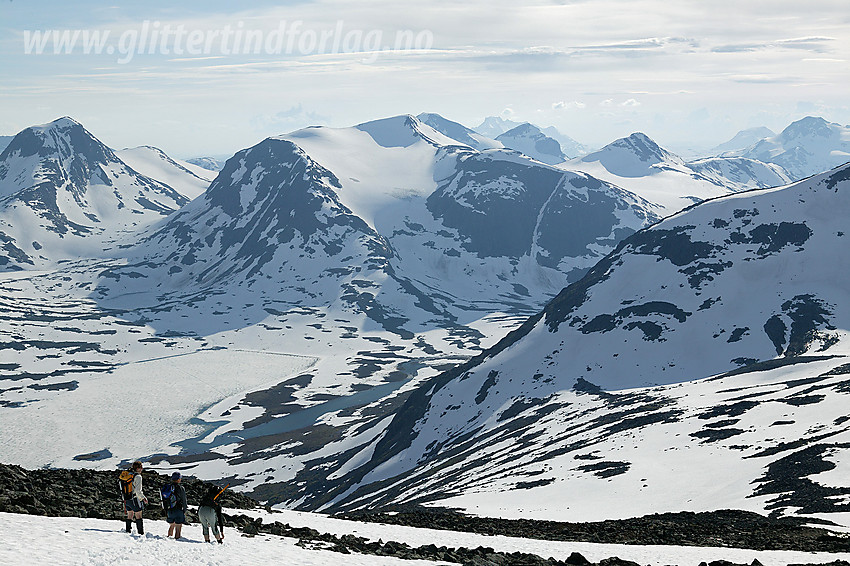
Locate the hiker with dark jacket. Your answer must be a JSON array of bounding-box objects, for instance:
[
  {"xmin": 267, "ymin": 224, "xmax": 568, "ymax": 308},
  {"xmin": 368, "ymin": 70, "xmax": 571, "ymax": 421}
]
[
  {"xmin": 198, "ymin": 483, "xmax": 226, "ymax": 543},
  {"xmin": 165, "ymin": 472, "xmax": 188, "ymax": 539},
  {"xmin": 120, "ymin": 461, "xmax": 148, "ymax": 535}
]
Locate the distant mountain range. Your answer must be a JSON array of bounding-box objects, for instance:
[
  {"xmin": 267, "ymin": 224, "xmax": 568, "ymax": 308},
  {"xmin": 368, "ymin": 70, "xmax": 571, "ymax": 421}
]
[
  {"xmin": 95, "ymin": 114, "xmax": 659, "ymax": 329},
  {"xmin": 567, "ymin": 132, "xmax": 791, "ymax": 214},
  {"xmin": 726, "ymin": 116, "xmax": 850, "ymax": 180},
  {"xmin": 475, "ymin": 116, "xmax": 525, "ymax": 140},
  {"xmin": 710, "ymin": 126, "xmax": 775, "ymax": 155},
  {"xmin": 1, "ymin": 112, "xmax": 849, "ymax": 528},
  {"xmin": 475, "ymin": 116, "xmax": 588, "ymax": 159}
]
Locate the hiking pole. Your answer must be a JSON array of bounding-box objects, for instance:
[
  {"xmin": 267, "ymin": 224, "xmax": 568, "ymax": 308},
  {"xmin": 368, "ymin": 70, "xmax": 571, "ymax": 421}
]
[{"xmin": 214, "ymin": 483, "xmax": 230, "ymax": 501}]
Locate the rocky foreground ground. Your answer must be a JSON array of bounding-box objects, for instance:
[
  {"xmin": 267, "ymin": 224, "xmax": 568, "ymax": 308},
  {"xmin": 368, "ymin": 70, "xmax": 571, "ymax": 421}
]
[{"xmin": 1, "ymin": 463, "xmax": 848, "ymax": 566}]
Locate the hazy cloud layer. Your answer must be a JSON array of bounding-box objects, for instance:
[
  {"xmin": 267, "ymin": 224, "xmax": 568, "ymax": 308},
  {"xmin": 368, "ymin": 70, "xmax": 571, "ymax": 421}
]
[{"xmin": 1, "ymin": 0, "xmax": 848, "ymax": 155}]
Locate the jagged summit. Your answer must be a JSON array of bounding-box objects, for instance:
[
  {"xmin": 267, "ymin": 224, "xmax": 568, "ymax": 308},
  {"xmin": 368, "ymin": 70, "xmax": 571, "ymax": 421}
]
[
  {"xmin": 37, "ymin": 115, "xmax": 81, "ymax": 128},
  {"xmin": 577, "ymin": 132, "xmax": 684, "ymax": 178},
  {"xmin": 0, "ymin": 117, "xmax": 190, "ymax": 269},
  {"xmin": 1, "ymin": 116, "xmax": 113, "ymax": 167}
]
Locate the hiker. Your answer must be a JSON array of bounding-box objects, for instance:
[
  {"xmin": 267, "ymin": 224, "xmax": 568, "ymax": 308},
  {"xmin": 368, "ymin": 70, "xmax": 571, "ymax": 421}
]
[
  {"xmin": 118, "ymin": 460, "xmax": 148, "ymax": 535},
  {"xmin": 163, "ymin": 472, "xmax": 188, "ymax": 539},
  {"xmin": 198, "ymin": 483, "xmax": 226, "ymax": 544}
]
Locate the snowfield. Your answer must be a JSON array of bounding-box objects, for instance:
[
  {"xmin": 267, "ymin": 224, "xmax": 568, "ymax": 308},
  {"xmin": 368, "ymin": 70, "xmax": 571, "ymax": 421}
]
[
  {"xmin": 0, "ymin": 349, "xmax": 316, "ymax": 469},
  {"xmin": 0, "ymin": 512, "xmax": 445, "ymax": 566},
  {"xmin": 1, "ymin": 510, "xmax": 849, "ymax": 566}
]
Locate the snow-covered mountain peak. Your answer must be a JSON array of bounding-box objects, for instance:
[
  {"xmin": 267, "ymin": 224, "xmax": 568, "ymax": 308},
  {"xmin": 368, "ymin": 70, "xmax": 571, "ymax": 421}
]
[
  {"xmin": 353, "ymin": 114, "xmax": 462, "ymax": 149},
  {"xmin": 1, "ymin": 116, "xmax": 114, "ymax": 166},
  {"xmin": 608, "ymin": 132, "xmax": 679, "ymax": 164},
  {"xmin": 416, "ymin": 112, "xmax": 503, "ymax": 151},
  {"xmin": 732, "ymin": 116, "xmax": 850, "ymax": 180},
  {"xmin": 495, "ymin": 123, "xmax": 566, "ymax": 165},
  {"xmin": 185, "ymin": 156, "xmax": 225, "ymax": 171},
  {"xmin": 0, "ymin": 117, "xmax": 189, "ymax": 269},
  {"xmin": 202, "ymin": 136, "xmax": 332, "ymax": 216},
  {"xmin": 779, "ymin": 116, "xmax": 836, "ymax": 142},
  {"xmin": 126, "ymin": 144, "xmax": 170, "ymax": 161},
  {"xmin": 576, "ymin": 132, "xmax": 684, "ymax": 178},
  {"xmin": 502, "ymin": 123, "xmax": 538, "ymax": 137},
  {"xmin": 29, "ymin": 115, "xmax": 83, "ymax": 133}
]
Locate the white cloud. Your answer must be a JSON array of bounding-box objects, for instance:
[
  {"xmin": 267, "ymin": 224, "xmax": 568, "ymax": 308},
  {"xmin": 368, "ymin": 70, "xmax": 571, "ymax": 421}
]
[
  {"xmin": 621, "ymin": 98, "xmax": 641, "ymax": 107},
  {"xmin": 552, "ymin": 100, "xmax": 586, "ymax": 110}
]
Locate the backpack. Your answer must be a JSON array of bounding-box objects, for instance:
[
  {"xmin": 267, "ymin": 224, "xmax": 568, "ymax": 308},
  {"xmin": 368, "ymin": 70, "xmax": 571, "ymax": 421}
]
[
  {"xmin": 118, "ymin": 470, "xmax": 135, "ymax": 500},
  {"xmin": 160, "ymin": 483, "xmax": 178, "ymax": 510}
]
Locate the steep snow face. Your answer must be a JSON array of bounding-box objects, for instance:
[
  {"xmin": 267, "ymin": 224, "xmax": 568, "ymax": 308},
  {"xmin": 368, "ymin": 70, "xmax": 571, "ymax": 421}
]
[
  {"xmin": 307, "ymin": 164, "xmax": 850, "ymax": 521},
  {"xmin": 280, "ymin": 115, "xmax": 463, "ymax": 232},
  {"xmin": 733, "ymin": 117, "xmax": 850, "ymax": 180},
  {"xmin": 0, "ymin": 136, "xmax": 12, "ymax": 155},
  {"xmin": 0, "ymin": 118, "xmax": 189, "ymax": 270},
  {"xmin": 496, "ymin": 124, "xmax": 566, "ymax": 165},
  {"xmin": 416, "ymin": 113, "xmax": 502, "ymax": 151},
  {"xmin": 354, "ymin": 114, "xmax": 461, "ymax": 149},
  {"xmin": 427, "ymin": 151, "xmax": 655, "ymax": 271},
  {"xmin": 710, "ymin": 126, "xmax": 775, "ymax": 155},
  {"xmin": 116, "ymin": 145, "xmax": 214, "ymax": 200}
]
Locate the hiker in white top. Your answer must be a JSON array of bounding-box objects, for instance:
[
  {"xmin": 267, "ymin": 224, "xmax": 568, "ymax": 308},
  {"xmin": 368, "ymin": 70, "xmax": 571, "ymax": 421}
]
[{"xmin": 124, "ymin": 461, "xmax": 148, "ymax": 534}]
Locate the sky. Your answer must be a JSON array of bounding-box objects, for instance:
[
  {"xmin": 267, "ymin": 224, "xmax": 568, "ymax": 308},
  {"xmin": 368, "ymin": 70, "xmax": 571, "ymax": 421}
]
[{"xmin": 1, "ymin": 0, "xmax": 849, "ymax": 158}]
